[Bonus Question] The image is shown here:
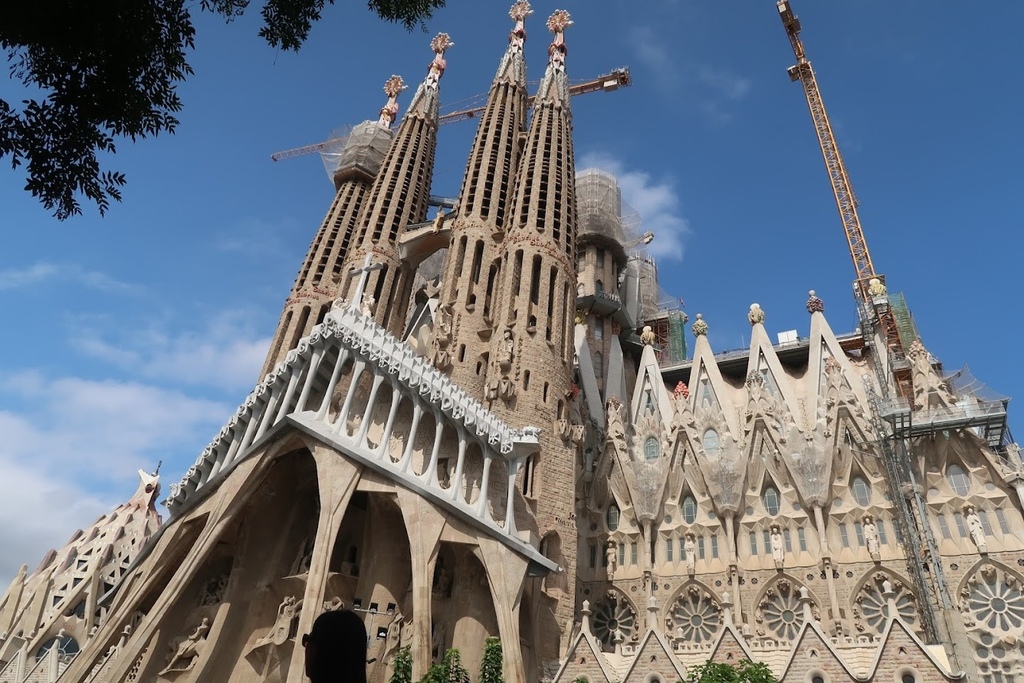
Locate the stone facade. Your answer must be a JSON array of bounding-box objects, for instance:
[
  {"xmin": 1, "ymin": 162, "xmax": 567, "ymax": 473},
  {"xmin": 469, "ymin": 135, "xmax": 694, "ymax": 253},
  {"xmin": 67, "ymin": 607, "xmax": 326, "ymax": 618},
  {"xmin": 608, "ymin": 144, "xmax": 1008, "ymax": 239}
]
[{"xmin": 1, "ymin": 4, "xmax": 1022, "ymax": 683}]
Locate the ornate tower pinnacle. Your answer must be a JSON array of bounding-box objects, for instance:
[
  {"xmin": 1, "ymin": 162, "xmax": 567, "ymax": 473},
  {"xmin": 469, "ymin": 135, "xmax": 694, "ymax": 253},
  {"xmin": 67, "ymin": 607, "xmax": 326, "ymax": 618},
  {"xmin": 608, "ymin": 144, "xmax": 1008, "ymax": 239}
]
[
  {"xmin": 377, "ymin": 75, "xmax": 407, "ymax": 128},
  {"xmin": 338, "ymin": 34, "xmax": 452, "ymax": 334},
  {"xmin": 546, "ymin": 9, "xmax": 572, "ymax": 69},
  {"xmin": 259, "ymin": 76, "xmax": 401, "ymax": 378},
  {"xmin": 434, "ymin": 9, "xmax": 533, "ymax": 394},
  {"xmin": 406, "ymin": 33, "xmax": 454, "ymax": 119}
]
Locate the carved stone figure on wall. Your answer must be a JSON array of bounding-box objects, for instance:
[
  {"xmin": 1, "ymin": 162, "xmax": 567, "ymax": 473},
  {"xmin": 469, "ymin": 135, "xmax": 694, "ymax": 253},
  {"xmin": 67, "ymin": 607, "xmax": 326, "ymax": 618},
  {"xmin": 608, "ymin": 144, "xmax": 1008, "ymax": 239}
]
[
  {"xmin": 965, "ymin": 505, "xmax": 988, "ymax": 553},
  {"xmin": 384, "ymin": 613, "xmax": 404, "ymax": 663},
  {"xmin": 685, "ymin": 534, "xmax": 696, "ymax": 576},
  {"xmin": 606, "ymin": 540, "xmax": 617, "ymax": 579},
  {"xmin": 322, "ymin": 597, "xmax": 344, "ymax": 612},
  {"xmin": 431, "ymin": 620, "xmax": 447, "ymax": 663},
  {"xmin": 499, "ymin": 328, "xmax": 515, "ymax": 370},
  {"xmin": 255, "ymin": 596, "xmax": 302, "ymax": 648},
  {"xmin": 432, "ymin": 556, "xmax": 452, "ymax": 597},
  {"xmin": 863, "ymin": 516, "xmax": 881, "ymax": 561},
  {"xmin": 771, "ymin": 525, "xmax": 784, "ymax": 569},
  {"xmin": 361, "ymin": 295, "xmax": 377, "ymax": 318},
  {"xmin": 640, "ymin": 325, "xmax": 656, "ymax": 346},
  {"xmin": 159, "ymin": 617, "xmax": 210, "ymax": 675}
]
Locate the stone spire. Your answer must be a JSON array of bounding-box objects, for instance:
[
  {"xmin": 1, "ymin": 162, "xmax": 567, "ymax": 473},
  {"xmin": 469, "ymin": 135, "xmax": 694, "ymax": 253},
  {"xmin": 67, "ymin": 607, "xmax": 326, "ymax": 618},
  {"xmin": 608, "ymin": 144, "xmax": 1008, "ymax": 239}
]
[
  {"xmin": 259, "ymin": 77, "xmax": 402, "ymax": 378},
  {"xmin": 433, "ymin": 3, "xmax": 532, "ymax": 395},
  {"xmin": 338, "ymin": 34, "xmax": 452, "ymax": 336},
  {"xmin": 483, "ymin": 10, "xmax": 579, "ymax": 666}
]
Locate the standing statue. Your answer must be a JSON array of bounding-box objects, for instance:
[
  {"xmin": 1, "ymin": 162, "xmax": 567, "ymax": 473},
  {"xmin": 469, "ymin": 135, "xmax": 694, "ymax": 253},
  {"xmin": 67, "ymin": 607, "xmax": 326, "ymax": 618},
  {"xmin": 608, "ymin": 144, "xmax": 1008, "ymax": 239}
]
[
  {"xmin": 863, "ymin": 516, "xmax": 881, "ymax": 561},
  {"xmin": 685, "ymin": 534, "xmax": 696, "ymax": 575},
  {"xmin": 499, "ymin": 328, "xmax": 515, "ymax": 370},
  {"xmin": 360, "ymin": 295, "xmax": 377, "ymax": 318},
  {"xmin": 606, "ymin": 540, "xmax": 618, "ymax": 579},
  {"xmin": 965, "ymin": 506, "xmax": 988, "ymax": 553},
  {"xmin": 384, "ymin": 613, "xmax": 404, "ymax": 663},
  {"xmin": 867, "ymin": 277, "xmax": 887, "ymax": 298},
  {"xmin": 770, "ymin": 525, "xmax": 785, "ymax": 569}
]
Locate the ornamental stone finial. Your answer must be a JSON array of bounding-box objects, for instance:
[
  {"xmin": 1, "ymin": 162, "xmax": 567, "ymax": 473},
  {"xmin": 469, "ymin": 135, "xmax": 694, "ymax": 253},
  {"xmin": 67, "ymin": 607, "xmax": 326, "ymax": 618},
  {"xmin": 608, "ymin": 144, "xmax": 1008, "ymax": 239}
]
[
  {"xmin": 546, "ymin": 10, "xmax": 572, "ymax": 69},
  {"xmin": 692, "ymin": 313, "xmax": 708, "ymax": 337},
  {"xmin": 423, "ymin": 33, "xmax": 454, "ymax": 90},
  {"xmin": 867, "ymin": 277, "xmax": 887, "ymax": 298},
  {"xmin": 806, "ymin": 289, "xmax": 825, "ymax": 314},
  {"xmin": 748, "ymin": 303, "xmax": 765, "ymax": 326},
  {"xmin": 377, "ymin": 75, "xmax": 407, "ymax": 127},
  {"xmin": 508, "ymin": 1, "xmax": 532, "ymax": 53}
]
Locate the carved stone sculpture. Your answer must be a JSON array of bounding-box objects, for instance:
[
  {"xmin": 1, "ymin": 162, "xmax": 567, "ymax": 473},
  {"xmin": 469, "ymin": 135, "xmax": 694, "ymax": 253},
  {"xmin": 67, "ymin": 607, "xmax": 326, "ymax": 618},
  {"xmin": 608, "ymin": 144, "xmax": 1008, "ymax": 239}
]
[
  {"xmin": 254, "ymin": 596, "xmax": 302, "ymax": 648},
  {"xmin": 640, "ymin": 325, "xmax": 656, "ymax": 346},
  {"xmin": 748, "ymin": 303, "xmax": 765, "ymax": 326},
  {"xmin": 159, "ymin": 617, "xmax": 210, "ymax": 675},
  {"xmin": 771, "ymin": 525, "xmax": 784, "ymax": 569},
  {"xmin": 965, "ymin": 505, "xmax": 988, "ymax": 553},
  {"xmin": 606, "ymin": 540, "xmax": 617, "ymax": 579},
  {"xmin": 867, "ymin": 277, "xmax": 887, "ymax": 298},
  {"xmin": 863, "ymin": 516, "xmax": 881, "ymax": 561},
  {"xmin": 685, "ymin": 534, "xmax": 696, "ymax": 576}
]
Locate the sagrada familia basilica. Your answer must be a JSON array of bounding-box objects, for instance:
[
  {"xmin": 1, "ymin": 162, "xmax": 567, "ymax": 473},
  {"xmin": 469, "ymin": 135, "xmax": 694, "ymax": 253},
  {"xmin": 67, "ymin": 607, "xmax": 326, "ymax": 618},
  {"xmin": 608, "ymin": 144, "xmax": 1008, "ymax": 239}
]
[{"xmin": 1, "ymin": 3, "xmax": 1022, "ymax": 683}]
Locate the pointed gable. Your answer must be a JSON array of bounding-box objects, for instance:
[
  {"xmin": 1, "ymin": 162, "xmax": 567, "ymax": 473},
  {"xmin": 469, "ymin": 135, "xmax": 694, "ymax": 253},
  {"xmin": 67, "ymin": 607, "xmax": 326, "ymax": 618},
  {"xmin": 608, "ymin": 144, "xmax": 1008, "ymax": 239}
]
[
  {"xmin": 779, "ymin": 621, "xmax": 859, "ymax": 683},
  {"xmin": 707, "ymin": 623, "xmax": 754, "ymax": 667},
  {"xmin": 868, "ymin": 617, "xmax": 964, "ymax": 682},
  {"xmin": 631, "ymin": 344, "xmax": 674, "ymax": 424},
  {"xmin": 807, "ymin": 308, "xmax": 871, "ymax": 413},
  {"xmin": 745, "ymin": 320, "xmax": 789, "ymax": 404},
  {"xmin": 552, "ymin": 631, "xmax": 615, "ymax": 683},
  {"xmin": 621, "ymin": 629, "xmax": 686, "ymax": 683}
]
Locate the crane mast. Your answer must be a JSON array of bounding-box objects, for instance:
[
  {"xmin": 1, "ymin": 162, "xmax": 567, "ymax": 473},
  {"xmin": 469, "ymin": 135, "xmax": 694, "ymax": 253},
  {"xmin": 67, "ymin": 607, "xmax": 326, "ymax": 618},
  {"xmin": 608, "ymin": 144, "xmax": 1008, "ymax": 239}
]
[{"xmin": 776, "ymin": 0, "xmax": 908, "ymax": 373}]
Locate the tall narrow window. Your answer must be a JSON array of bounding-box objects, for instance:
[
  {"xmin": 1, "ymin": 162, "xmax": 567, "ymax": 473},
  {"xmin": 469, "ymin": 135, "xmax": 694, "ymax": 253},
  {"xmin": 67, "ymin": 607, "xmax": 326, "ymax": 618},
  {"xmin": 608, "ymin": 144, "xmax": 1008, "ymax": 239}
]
[
  {"xmin": 607, "ymin": 504, "xmax": 620, "ymax": 531},
  {"xmin": 631, "ymin": 542, "xmax": 638, "ymax": 565},
  {"xmin": 851, "ymin": 477, "xmax": 871, "ymax": 506},
  {"xmin": 978, "ymin": 510, "xmax": 993, "ymax": 535},
  {"xmin": 783, "ymin": 528, "xmax": 793, "ymax": 552},
  {"xmin": 589, "ymin": 544, "xmax": 597, "ymax": 568},
  {"xmin": 797, "ymin": 527, "xmax": 807, "ymax": 551},
  {"xmin": 876, "ymin": 519, "xmax": 889, "ymax": 545},
  {"xmin": 711, "ymin": 535, "xmax": 719, "ymax": 559},
  {"xmin": 619, "ymin": 543, "xmax": 625, "ymax": 567},
  {"xmin": 954, "ymin": 512, "xmax": 968, "ymax": 538},
  {"xmin": 947, "ymin": 464, "xmax": 971, "ymax": 496},
  {"xmin": 854, "ymin": 522, "xmax": 865, "ymax": 546},
  {"xmin": 839, "ymin": 524, "xmax": 850, "ymax": 548},
  {"xmin": 763, "ymin": 487, "xmax": 781, "ymax": 515},
  {"xmin": 937, "ymin": 514, "xmax": 952, "ymax": 539},
  {"xmin": 683, "ymin": 496, "xmax": 698, "ymax": 524},
  {"xmin": 697, "ymin": 536, "xmax": 706, "ymax": 560},
  {"xmin": 666, "ymin": 538, "xmax": 674, "ymax": 562},
  {"xmin": 996, "ymin": 508, "xmax": 1012, "ymax": 534},
  {"xmin": 596, "ymin": 249, "xmax": 605, "ymax": 268},
  {"xmin": 749, "ymin": 531, "xmax": 758, "ymax": 555},
  {"xmin": 644, "ymin": 437, "xmax": 660, "ymax": 462},
  {"xmin": 679, "ymin": 537, "xmax": 687, "ymax": 560},
  {"xmin": 763, "ymin": 530, "xmax": 771, "ymax": 552}
]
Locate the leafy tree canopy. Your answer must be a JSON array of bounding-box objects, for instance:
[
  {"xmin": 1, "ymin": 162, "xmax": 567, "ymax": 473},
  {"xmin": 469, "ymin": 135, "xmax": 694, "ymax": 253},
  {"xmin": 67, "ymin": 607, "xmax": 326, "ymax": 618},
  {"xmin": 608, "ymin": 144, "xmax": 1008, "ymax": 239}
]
[
  {"xmin": 686, "ymin": 660, "xmax": 776, "ymax": 683},
  {"xmin": 1, "ymin": 0, "xmax": 445, "ymax": 219}
]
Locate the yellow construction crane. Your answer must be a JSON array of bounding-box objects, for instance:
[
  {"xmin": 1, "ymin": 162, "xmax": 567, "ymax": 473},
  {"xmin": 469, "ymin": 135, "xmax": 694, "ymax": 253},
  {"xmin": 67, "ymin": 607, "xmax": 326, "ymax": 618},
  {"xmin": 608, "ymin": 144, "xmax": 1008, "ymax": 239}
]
[
  {"xmin": 775, "ymin": 1, "xmax": 907, "ymax": 369},
  {"xmin": 270, "ymin": 68, "xmax": 631, "ymax": 162}
]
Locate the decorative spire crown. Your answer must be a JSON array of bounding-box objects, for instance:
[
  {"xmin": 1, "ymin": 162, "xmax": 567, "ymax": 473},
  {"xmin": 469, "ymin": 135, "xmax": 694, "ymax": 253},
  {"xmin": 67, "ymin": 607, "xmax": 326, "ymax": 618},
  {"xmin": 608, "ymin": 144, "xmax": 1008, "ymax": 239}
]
[
  {"xmin": 378, "ymin": 75, "xmax": 407, "ymax": 127},
  {"xmin": 806, "ymin": 289, "xmax": 825, "ymax": 314},
  {"xmin": 546, "ymin": 10, "xmax": 572, "ymax": 70},
  {"xmin": 748, "ymin": 303, "xmax": 765, "ymax": 326},
  {"xmin": 508, "ymin": 1, "xmax": 532, "ymax": 52},
  {"xmin": 692, "ymin": 313, "xmax": 708, "ymax": 337},
  {"xmin": 424, "ymin": 33, "xmax": 454, "ymax": 90}
]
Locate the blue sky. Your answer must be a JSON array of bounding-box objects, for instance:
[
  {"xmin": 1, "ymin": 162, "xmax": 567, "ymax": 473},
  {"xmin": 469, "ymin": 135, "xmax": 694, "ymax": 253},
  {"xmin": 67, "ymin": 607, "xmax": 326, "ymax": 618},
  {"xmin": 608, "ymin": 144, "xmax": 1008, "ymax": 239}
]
[{"xmin": 1, "ymin": 1, "xmax": 1022, "ymax": 582}]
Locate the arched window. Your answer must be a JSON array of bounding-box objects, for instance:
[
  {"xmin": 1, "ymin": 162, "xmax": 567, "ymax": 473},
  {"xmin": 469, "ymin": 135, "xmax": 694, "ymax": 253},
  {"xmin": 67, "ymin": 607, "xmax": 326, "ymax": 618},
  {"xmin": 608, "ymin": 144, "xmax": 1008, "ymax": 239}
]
[
  {"xmin": 764, "ymin": 487, "xmax": 780, "ymax": 516},
  {"xmin": 35, "ymin": 635, "xmax": 79, "ymax": 662},
  {"xmin": 683, "ymin": 496, "xmax": 697, "ymax": 524},
  {"xmin": 851, "ymin": 477, "xmax": 871, "ymax": 506},
  {"xmin": 702, "ymin": 429, "xmax": 720, "ymax": 456},
  {"xmin": 644, "ymin": 437, "xmax": 659, "ymax": 462},
  {"xmin": 902, "ymin": 674, "xmax": 916, "ymax": 683},
  {"xmin": 947, "ymin": 464, "xmax": 970, "ymax": 496},
  {"xmin": 607, "ymin": 504, "xmax": 620, "ymax": 531},
  {"xmin": 595, "ymin": 280, "xmax": 604, "ymax": 295}
]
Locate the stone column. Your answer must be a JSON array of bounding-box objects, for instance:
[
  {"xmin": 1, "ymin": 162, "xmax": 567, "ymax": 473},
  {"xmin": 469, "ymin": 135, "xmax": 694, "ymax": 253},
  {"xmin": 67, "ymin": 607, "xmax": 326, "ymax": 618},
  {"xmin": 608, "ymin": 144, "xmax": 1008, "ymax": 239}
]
[{"xmin": 285, "ymin": 448, "xmax": 363, "ymax": 683}]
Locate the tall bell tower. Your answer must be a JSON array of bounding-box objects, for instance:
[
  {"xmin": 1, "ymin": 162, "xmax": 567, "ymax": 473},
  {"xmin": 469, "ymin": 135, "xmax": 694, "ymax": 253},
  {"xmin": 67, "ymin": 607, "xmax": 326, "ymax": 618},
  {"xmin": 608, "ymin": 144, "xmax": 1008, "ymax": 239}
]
[
  {"xmin": 260, "ymin": 77, "xmax": 404, "ymax": 378},
  {"xmin": 338, "ymin": 34, "xmax": 453, "ymax": 337},
  {"xmin": 485, "ymin": 9, "xmax": 580, "ymax": 667},
  {"xmin": 432, "ymin": 2, "xmax": 533, "ymax": 396}
]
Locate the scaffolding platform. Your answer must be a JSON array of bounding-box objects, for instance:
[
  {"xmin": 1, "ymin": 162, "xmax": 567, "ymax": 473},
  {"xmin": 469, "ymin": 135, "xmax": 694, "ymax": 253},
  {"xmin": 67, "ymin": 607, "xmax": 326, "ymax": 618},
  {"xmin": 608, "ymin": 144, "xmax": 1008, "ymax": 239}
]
[{"xmin": 878, "ymin": 396, "xmax": 1009, "ymax": 449}]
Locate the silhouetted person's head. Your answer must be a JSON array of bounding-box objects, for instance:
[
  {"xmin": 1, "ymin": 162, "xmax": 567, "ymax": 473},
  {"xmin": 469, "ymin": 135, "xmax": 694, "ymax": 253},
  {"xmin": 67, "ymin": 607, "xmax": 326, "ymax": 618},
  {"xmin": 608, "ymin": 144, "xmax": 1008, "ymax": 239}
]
[{"xmin": 303, "ymin": 610, "xmax": 367, "ymax": 683}]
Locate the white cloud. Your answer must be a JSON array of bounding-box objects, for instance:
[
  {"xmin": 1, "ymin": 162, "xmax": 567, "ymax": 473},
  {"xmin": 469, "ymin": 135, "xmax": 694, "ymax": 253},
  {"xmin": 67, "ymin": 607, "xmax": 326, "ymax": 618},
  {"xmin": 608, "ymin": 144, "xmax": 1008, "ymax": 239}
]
[
  {"xmin": 697, "ymin": 66, "xmax": 752, "ymax": 101},
  {"xmin": 0, "ymin": 373, "xmax": 232, "ymax": 584},
  {"xmin": 578, "ymin": 152, "xmax": 691, "ymax": 262},
  {"xmin": 71, "ymin": 314, "xmax": 272, "ymax": 392},
  {"xmin": 0, "ymin": 262, "xmax": 137, "ymax": 293}
]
